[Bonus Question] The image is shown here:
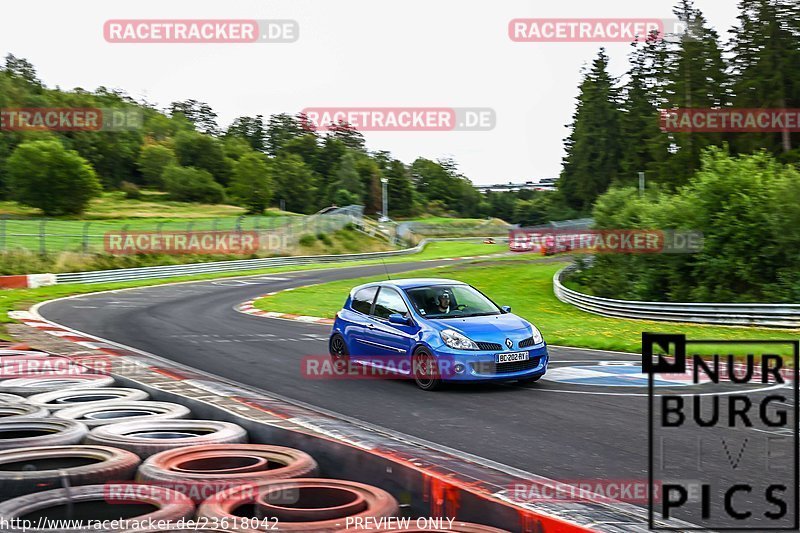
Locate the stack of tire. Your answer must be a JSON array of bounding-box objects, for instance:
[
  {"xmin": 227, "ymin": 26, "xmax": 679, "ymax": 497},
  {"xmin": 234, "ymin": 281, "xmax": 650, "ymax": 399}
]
[{"xmin": 0, "ymin": 348, "xmax": 507, "ymax": 532}]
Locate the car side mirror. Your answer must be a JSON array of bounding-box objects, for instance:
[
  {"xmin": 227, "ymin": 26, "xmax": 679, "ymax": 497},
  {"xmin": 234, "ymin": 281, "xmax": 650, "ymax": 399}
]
[
  {"xmin": 501, "ymin": 306, "xmax": 512, "ymax": 313},
  {"xmin": 389, "ymin": 313, "xmax": 410, "ymax": 325}
]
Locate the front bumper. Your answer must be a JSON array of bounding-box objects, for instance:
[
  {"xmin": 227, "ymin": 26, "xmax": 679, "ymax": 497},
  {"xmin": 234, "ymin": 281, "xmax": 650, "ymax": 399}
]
[{"xmin": 432, "ymin": 344, "xmax": 549, "ymax": 382}]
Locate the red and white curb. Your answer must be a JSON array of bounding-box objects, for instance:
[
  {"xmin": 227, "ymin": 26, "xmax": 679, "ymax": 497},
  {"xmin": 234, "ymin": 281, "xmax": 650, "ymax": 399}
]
[
  {"xmin": 8, "ymin": 310, "xmax": 130, "ymax": 355},
  {"xmin": 233, "ymin": 253, "xmax": 507, "ymax": 326},
  {"xmin": 236, "ymin": 301, "xmax": 334, "ymax": 325}
]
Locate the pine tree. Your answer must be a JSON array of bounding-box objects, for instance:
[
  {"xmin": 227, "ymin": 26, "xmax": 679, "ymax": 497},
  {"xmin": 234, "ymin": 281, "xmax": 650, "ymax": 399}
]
[
  {"xmin": 619, "ymin": 34, "xmax": 671, "ymax": 187},
  {"xmin": 559, "ymin": 49, "xmax": 624, "ymax": 210},
  {"xmin": 729, "ymin": 0, "xmax": 800, "ymax": 159},
  {"xmin": 659, "ymin": 0, "xmax": 729, "ymax": 187}
]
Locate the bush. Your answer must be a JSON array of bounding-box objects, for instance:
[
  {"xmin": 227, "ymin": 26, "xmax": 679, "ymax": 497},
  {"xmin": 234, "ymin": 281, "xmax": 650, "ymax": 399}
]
[
  {"xmin": 316, "ymin": 232, "xmax": 333, "ymax": 246},
  {"xmin": 161, "ymin": 165, "xmax": 226, "ymax": 204},
  {"xmin": 580, "ymin": 148, "xmax": 800, "ymax": 303},
  {"xmin": 228, "ymin": 152, "xmax": 272, "ymax": 214},
  {"xmin": 137, "ymin": 144, "xmax": 177, "ymax": 187},
  {"xmin": 298, "ymin": 234, "xmax": 316, "ymax": 247},
  {"xmin": 5, "ymin": 140, "xmax": 101, "ymax": 215},
  {"xmin": 119, "ymin": 181, "xmax": 142, "ymax": 200}
]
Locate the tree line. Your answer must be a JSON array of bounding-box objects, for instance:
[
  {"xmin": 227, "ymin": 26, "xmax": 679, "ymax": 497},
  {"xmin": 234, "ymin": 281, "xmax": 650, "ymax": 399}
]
[
  {"xmin": 0, "ymin": 56, "xmax": 568, "ymax": 222},
  {"xmin": 564, "ymin": 0, "xmax": 800, "ymax": 303},
  {"xmin": 560, "ymin": 0, "xmax": 800, "ymax": 211}
]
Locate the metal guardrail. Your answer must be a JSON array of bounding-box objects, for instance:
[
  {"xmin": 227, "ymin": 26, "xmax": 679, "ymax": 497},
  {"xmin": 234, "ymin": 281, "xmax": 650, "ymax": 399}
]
[
  {"xmin": 54, "ymin": 236, "xmax": 504, "ymax": 285},
  {"xmin": 56, "ymin": 243, "xmax": 425, "ymax": 284},
  {"xmin": 554, "ymin": 266, "xmax": 800, "ymax": 328}
]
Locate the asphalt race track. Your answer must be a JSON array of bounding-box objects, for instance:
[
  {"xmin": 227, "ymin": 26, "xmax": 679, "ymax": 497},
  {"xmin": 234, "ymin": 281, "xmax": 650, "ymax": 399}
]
[{"xmin": 40, "ymin": 260, "xmax": 796, "ymax": 526}]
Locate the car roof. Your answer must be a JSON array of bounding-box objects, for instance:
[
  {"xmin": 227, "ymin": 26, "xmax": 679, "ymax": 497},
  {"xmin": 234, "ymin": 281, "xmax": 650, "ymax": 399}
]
[{"xmin": 352, "ymin": 278, "xmax": 466, "ymax": 292}]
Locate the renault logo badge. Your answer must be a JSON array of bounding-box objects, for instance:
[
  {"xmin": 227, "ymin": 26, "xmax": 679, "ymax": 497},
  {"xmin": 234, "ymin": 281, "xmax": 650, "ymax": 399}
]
[{"xmin": 505, "ymin": 338, "xmax": 513, "ymax": 349}]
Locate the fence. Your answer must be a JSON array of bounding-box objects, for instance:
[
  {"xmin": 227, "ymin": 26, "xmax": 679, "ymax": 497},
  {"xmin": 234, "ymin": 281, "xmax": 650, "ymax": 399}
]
[
  {"xmin": 553, "ymin": 265, "xmax": 800, "ymax": 328},
  {"xmin": 0, "ymin": 205, "xmax": 365, "ymax": 255}
]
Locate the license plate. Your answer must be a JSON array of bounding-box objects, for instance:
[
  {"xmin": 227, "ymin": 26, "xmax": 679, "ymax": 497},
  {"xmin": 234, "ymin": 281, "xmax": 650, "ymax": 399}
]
[{"xmin": 496, "ymin": 351, "xmax": 529, "ymax": 363}]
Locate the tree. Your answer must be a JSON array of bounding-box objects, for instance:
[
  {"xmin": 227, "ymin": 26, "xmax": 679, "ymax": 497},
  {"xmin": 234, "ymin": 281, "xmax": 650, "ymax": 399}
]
[
  {"xmin": 169, "ymin": 100, "xmax": 220, "ymax": 135},
  {"xmin": 354, "ymin": 155, "xmax": 382, "ymax": 213},
  {"xmin": 384, "ymin": 159, "xmax": 415, "ymax": 216},
  {"xmin": 6, "ymin": 140, "xmax": 101, "ymax": 215},
  {"xmin": 272, "ymin": 154, "xmax": 318, "ymax": 213},
  {"xmin": 162, "ymin": 165, "xmax": 225, "ymax": 204},
  {"xmin": 658, "ymin": 0, "xmax": 729, "ymax": 185},
  {"xmin": 3, "ymin": 54, "xmax": 40, "ymax": 86},
  {"xmin": 327, "ymin": 122, "xmax": 366, "ymax": 151},
  {"xmin": 174, "ymin": 131, "xmax": 232, "ymax": 185},
  {"xmin": 619, "ymin": 36, "xmax": 671, "ymax": 187},
  {"xmin": 333, "ymin": 152, "xmax": 364, "ymax": 200},
  {"xmin": 266, "ymin": 113, "xmax": 306, "ymax": 156},
  {"xmin": 559, "ymin": 48, "xmax": 624, "ymax": 210},
  {"xmin": 584, "ymin": 148, "xmax": 800, "ymax": 302},
  {"xmin": 228, "ymin": 152, "xmax": 273, "ymax": 214},
  {"xmin": 728, "ymin": 0, "xmax": 800, "ymax": 159},
  {"xmin": 225, "ymin": 115, "xmax": 266, "ymax": 151},
  {"xmin": 137, "ymin": 144, "xmax": 176, "ymax": 187}
]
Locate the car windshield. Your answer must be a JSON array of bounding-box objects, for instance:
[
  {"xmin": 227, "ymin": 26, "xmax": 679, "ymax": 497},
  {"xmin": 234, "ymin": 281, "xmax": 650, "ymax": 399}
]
[{"xmin": 404, "ymin": 284, "xmax": 501, "ymax": 319}]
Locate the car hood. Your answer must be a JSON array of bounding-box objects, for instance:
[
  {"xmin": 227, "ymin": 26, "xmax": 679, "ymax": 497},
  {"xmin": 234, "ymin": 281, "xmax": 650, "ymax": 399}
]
[{"xmin": 426, "ymin": 313, "xmax": 533, "ymax": 339}]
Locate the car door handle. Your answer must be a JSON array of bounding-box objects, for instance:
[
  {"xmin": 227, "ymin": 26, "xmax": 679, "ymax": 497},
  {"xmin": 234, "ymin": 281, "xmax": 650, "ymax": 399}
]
[{"xmin": 366, "ymin": 323, "xmax": 375, "ymax": 329}]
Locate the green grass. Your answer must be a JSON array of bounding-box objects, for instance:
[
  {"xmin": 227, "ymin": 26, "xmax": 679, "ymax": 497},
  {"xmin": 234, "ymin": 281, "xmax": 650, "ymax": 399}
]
[
  {"xmin": 255, "ymin": 259, "xmax": 799, "ymax": 355},
  {"xmin": 0, "ymin": 191, "xmax": 306, "ymax": 254}
]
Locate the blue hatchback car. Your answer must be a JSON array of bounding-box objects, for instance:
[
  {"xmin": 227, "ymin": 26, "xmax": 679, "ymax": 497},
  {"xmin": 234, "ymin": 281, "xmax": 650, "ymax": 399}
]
[{"xmin": 329, "ymin": 278, "xmax": 548, "ymax": 390}]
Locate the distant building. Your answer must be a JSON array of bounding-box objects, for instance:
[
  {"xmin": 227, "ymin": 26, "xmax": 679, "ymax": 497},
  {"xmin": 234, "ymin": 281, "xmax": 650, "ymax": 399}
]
[{"xmin": 475, "ymin": 178, "xmax": 559, "ymax": 194}]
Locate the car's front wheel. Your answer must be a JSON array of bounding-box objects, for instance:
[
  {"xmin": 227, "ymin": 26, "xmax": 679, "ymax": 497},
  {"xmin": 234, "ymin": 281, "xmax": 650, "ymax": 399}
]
[{"xmin": 412, "ymin": 348, "xmax": 442, "ymax": 391}]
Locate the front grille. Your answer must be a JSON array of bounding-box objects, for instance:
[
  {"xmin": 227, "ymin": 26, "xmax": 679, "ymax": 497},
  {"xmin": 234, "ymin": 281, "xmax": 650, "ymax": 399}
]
[
  {"xmin": 470, "ymin": 357, "xmax": 541, "ymax": 375},
  {"xmin": 476, "ymin": 341, "xmax": 503, "ymax": 351},
  {"xmin": 518, "ymin": 337, "xmax": 537, "ymax": 348}
]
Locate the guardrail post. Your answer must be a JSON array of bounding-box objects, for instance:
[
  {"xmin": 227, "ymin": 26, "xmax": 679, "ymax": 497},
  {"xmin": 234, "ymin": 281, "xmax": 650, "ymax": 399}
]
[
  {"xmin": 0, "ymin": 215, "xmax": 6, "ymax": 252},
  {"xmin": 39, "ymin": 219, "xmax": 46, "ymax": 256},
  {"xmin": 82, "ymin": 222, "xmax": 91, "ymax": 254}
]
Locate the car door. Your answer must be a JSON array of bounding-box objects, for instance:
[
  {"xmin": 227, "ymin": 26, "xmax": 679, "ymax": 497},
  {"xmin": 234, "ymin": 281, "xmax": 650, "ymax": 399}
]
[
  {"xmin": 366, "ymin": 287, "xmax": 418, "ymax": 368},
  {"xmin": 346, "ymin": 285, "xmax": 379, "ymax": 359}
]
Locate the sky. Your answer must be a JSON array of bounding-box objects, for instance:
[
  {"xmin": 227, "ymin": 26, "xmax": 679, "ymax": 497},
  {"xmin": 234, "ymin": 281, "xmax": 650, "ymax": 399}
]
[{"xmin": 1, "ymin": 0, "xmax": 740, "ymax": 185}]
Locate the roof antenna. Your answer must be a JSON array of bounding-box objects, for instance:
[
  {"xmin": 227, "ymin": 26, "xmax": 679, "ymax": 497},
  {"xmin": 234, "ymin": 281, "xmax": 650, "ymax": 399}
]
[{"xmin": 382, "ymin": 258, "xmax": 392, "ymax": 280}]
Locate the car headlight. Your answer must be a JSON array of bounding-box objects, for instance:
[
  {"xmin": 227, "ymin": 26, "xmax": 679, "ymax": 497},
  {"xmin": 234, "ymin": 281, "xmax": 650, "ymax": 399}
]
[
  {"xmin": 440, "ymin": 329, "xmax": 479, "ymax": 350},
  {"xmin": 532, "ymin": 325, "xmax": 543, "ymax": 345}
]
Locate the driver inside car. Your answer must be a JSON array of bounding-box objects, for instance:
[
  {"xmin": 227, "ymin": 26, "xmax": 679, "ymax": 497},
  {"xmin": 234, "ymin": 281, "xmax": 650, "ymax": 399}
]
[{"xmin": 434, "ymin": 290, "xmax": 452, "ymax": 314}]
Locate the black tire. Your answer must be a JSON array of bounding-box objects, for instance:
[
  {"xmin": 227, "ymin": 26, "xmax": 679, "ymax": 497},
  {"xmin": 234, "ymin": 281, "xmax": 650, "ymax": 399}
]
[
  {"xmin": 86, "ymin": 419, "xmax": 248, "ymax": 458},
  {"xmin": 329, "ymin": 333, "xmax": 349, "ymax": 364},
  {"xmin": 0, "ymin": 484, "xmax": 194, "ymax": 533},
  {"xmin": 0, "ymin": 445, "xmax": 141, "ymax": 499},
  {"xmin": 27, "ymin": 388, "xmax": 150, "ymax": 411},
  {"xmin": 0, "ymin": 404, "xmax": 49, "ymax": 419},
  {"xmin": 55, "ymin": 401, "xmax": 192, "ymax": 428},
  {"xmin": 138, "ymin": 444, "xmax": 319, "ymax": 502},
  {"xmin": 0, "ymin": 374, "xmax": 115, "ymax": 396},
  {"xmin": 412, "ymin": 349, "xmax": 443, "ymax": 391},
  {"xmin": 0, "ymin": 418, "xmax": 88, "ymax": 451}
]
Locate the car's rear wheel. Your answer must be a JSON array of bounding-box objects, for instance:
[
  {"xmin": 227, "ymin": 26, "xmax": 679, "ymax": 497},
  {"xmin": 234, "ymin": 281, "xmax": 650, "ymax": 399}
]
[
  {"xmin": 329, "ymin": 334, "xmax": 349, "ymax": 369},
  {"xmin": 412, "ymin": 349, "xmax": 442, "ymax": 391}
]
